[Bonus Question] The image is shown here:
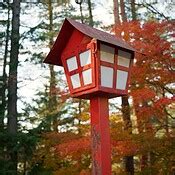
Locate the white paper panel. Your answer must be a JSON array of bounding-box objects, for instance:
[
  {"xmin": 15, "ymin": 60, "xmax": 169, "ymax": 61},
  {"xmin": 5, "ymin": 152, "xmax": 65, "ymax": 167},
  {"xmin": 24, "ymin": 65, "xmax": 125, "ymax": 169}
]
[
  {"xmin": 101, "ymin": 66, "xmax": 113, "ymax": 88},
  {"xmin": 70, "ymin": 74, "xmax": 81, "ymax": 89},
  {"xmin": 66, "ymin": 56, "xmax": 78, "ymax": 71},
  {"xmin": 118, "ymin": 50, "xmax": 131, "ymax": 67},
  {"xmin": 116, "ymin": 70, "xmax": 128, "ymax": 90},
  {"xmin": 100, "ymin": 44, "xmax": 115, "ymax": 63},
  {"xmin": 82, "ymin": 69, "xmax": 92, "ymax": 85},
  {"xmin": 80, "ymin": 50, "xmax": 91, "ymax": 66}
]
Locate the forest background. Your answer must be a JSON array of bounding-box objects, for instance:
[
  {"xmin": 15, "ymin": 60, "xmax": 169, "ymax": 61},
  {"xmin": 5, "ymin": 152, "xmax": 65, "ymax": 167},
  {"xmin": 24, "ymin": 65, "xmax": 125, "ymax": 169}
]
[{"xmin": 0, "ymin": 0, "xmax": 175, "ymax": 174}]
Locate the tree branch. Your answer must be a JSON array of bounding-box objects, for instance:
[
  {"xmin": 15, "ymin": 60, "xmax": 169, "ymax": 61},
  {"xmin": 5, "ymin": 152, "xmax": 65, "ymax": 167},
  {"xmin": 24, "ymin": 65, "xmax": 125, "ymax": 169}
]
[{"xmin": 135, "ymin": 2, "xmax": 169, "ymax": 20}]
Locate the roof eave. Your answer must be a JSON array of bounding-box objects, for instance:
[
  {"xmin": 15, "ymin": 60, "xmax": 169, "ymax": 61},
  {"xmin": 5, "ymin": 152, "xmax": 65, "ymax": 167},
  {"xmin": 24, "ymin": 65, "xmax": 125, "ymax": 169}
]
[{"xmin": 43, "ymin": 18, "xmax": 74, "ymax": 66}]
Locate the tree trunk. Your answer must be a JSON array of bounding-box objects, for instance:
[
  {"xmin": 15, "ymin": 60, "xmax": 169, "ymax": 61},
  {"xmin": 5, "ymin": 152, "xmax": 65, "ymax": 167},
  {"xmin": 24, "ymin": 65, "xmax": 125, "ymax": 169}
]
[
  {"xmin": 120, "ymin": 0, "xmax": 127, "ymax": 22},
  {"xmin": 87, "ymin": 0, "xmax": 94, "ymax": 27},
  {"xmin": 131, "ymin": 0, "xmax": 137, "ymax": 20},
  {"xmin": 113, "ymin": 0, "xmax": 120, "ymax": 25},
  {"xmin": 120, "ymin": 0, "xmax": 134, "ymax": 173},
  {"xmin": 77, "ymin": 99, "xmax": 82, "ymax": 134},
  {"xmin": 0, "ymin": 0, "xmax": 10, "ymax": 132},
  {"xmin": 7, "ymin": 0, "xmax": 20, "ymax": 173},
  {"xmin": 48, "ymin": 0, "xmax": 58, "ymax": 132},
  {"xmin": 75, "ymin": 1, "xmax": 84, "ymax": 23},
  {"xmin": 122, "ymin": 96, "xmax": 132, "ymax": 131},
  {"xmin": 79, "ymin": 3, "xmax": 84, "ymax": 24},
  {"xmin": 49, "ymin": 65, "xmax": 58, "ymax": 132},
  {"xmin": 121, "ymin": 96, "xmax": 134, "ymax": 175}
]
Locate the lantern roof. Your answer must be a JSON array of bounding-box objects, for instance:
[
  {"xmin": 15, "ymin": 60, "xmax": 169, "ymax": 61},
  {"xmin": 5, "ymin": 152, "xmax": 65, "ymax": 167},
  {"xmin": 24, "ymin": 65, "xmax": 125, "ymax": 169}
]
[{"xmin": 44, "ymin": 18, "xmax": 135, "ymax": 66}]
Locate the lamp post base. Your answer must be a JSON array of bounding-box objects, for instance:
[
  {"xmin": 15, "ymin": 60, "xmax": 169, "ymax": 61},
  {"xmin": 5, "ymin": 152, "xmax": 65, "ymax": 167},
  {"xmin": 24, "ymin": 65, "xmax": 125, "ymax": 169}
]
[{"xmin": 90, "ymin": 97, "xmax": 111, "ymax": 175}]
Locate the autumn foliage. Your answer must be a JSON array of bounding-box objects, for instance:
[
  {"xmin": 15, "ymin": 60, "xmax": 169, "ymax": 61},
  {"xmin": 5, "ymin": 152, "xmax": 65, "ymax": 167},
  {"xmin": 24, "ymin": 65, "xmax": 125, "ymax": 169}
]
[{"xmin": 112, "ymin": 20, "xmax": 175, "ymax": 173}]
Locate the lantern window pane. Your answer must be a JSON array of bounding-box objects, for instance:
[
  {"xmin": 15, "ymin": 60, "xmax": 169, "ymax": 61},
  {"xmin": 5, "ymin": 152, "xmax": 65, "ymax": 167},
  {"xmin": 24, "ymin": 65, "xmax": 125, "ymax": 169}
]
[
  {"xmin": 116, "ymin": 70, "xmax": 128, "ymax": 90},
  {"xmin": 80, "ymin": 50, "xmax": 91, "ymax": 66},
  {"xmin": 66, "ymin": 56, "xmax": 78, "ymax": 71},
  {"xmin": 101, "ymin": 66, "xmax": 113, "ymax": 88},
  {"xmin": 70, "ymin": 74, "xmax": 81, "ymax": 89},
  {"xmin": 118, "ymin": 50, "xmax": 131, "ymax": 68},
  {"xmin": 82, "ymin": 69, "xmax": 92, "ymax": 85},
  {"xmin": 100, "ymin": 44, "xmax": 115, "ymax": 63}
]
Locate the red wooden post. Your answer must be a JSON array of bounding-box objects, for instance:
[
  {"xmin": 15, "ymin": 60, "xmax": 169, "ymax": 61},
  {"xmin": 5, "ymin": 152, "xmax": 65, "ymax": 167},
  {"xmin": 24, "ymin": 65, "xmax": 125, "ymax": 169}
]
[{"xmin": 90, "ymin": 97, "xmax": 111, "ymax": 175}]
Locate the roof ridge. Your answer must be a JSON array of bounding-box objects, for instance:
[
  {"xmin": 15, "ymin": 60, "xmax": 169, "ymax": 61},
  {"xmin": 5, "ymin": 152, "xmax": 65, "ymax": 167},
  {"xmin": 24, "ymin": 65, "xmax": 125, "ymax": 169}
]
[{"xmin": 66, "ymin": 18, "xmax": 134, "ymax": 51}]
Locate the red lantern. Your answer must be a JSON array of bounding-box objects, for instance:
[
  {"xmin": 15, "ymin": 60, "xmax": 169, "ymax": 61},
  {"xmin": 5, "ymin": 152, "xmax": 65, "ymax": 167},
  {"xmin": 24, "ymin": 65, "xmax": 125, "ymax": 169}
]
[
  {"xmin": 44, "ymin": 18, "xmax": 134, "ymax": 99},
  {"xmin": 44, "ymin": 18, "xmax": 135, "ymax": 175}
]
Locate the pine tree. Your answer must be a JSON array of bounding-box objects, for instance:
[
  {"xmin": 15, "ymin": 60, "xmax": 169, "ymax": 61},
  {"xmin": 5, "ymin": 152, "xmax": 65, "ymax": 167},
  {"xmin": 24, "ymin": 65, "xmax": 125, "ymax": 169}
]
[
  {"xmin": 0, "ymin": 0, "xmax": 10, "ymax": 132},
  {"xmin": 7, "ymin": 0, "xmax": 20, "ymax": 173}
]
